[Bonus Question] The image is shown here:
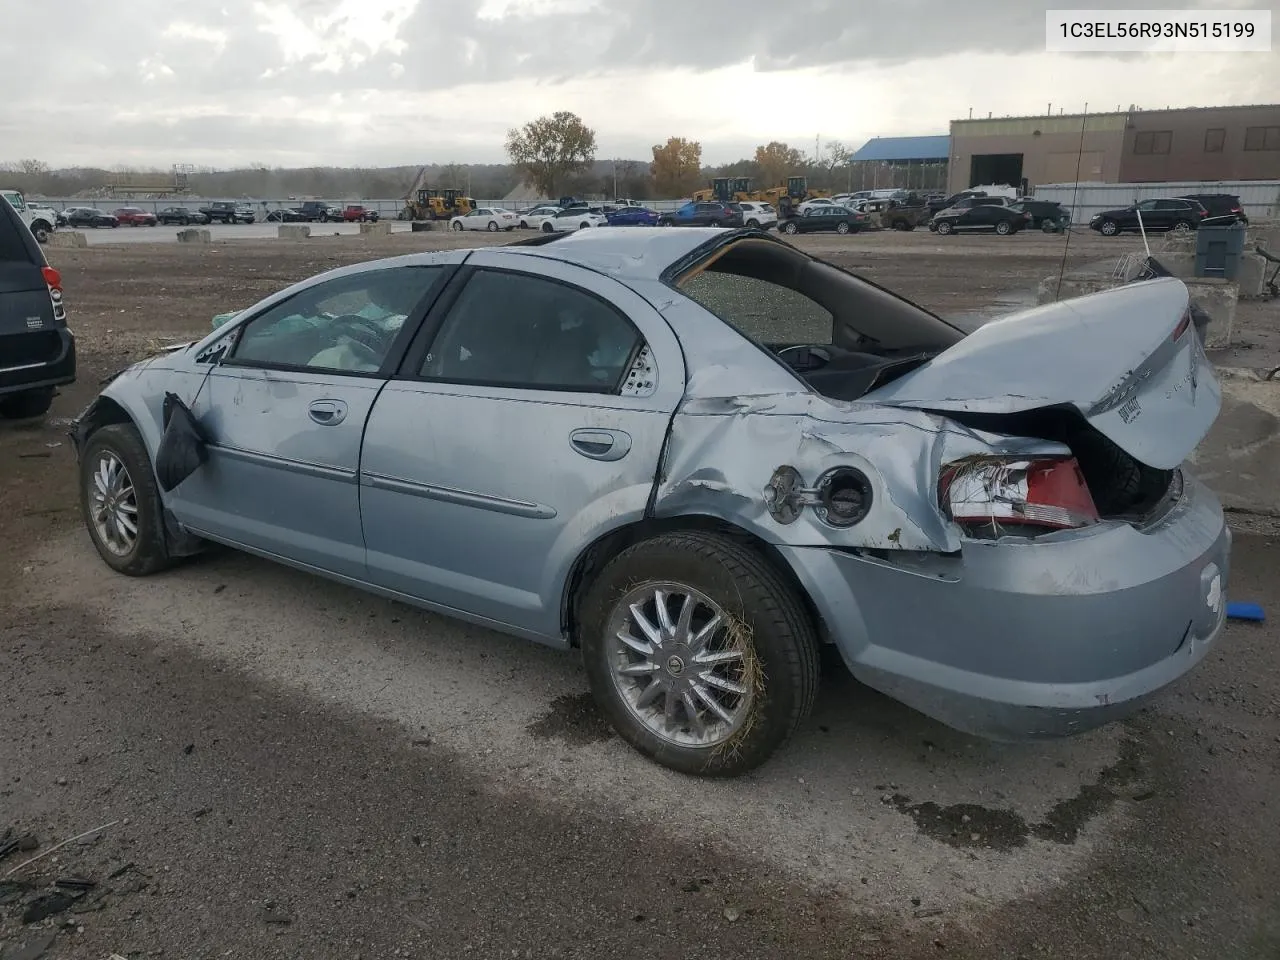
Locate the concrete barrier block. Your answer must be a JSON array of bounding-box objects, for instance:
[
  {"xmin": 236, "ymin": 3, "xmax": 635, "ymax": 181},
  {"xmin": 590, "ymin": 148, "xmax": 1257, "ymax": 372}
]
[
  {"xmin": 176, "ymin": 228, "xmax": 211, "ymax": 244},
  {"xmin": 1185, "ymin": 278, "xmax": 1238, "ymax": 348},
  {"xmin": 277, "ymin": 224, "xmax": 311, "ymax": 240},
  {"xmin": 410, "ymin": 220, "xmax": 437, "ymax": 232},
  {"xmin": 359, "ymin": 221, "xmax": 392, "ymax": 237},
  {"xmin": 1187, "ymin": 369, "xmax": 1280, "ymax": 516},
  {"xmin": 47, "ymin": 231, "xmax": 88, "ymax": 249}
]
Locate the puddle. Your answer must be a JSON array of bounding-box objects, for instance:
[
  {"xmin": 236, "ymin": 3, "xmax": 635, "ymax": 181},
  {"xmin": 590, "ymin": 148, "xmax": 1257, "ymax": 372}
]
[{"xmin": 525, "ymin": 692, "xmax": 615, "ymax": 746}]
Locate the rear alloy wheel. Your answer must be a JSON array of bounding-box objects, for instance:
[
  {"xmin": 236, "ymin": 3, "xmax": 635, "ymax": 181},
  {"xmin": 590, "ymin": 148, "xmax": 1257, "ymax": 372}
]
[
  {"xmin": 0, "ymin": 387, "xmax": 54, "ymax": 419},
  {"xmin": 1099, "ymin": 219, "xmax": 1119, "ymax": 236},
  {"xmin": 80, "ymin": 423, "xmax": 174, "ymax": 577},
  {"xmin": 746, "ymin": 219, "xmax": 760, "ymax": 228},
  {"xmin": 542, "ymin": 222, "xmax": 554, "ymax": 233},
  {"xmin": 995, "ymin": 220, "xmax": 1012, "ymax": 235},
  {"xmin": 1172, "ymin": 220, "xmax": 1193, "ymax": 234},
  {"xmin": 580, "ymin": 531, "xmax": 820, "ymax": 778},
  {"xmin": 936, "ymin": 220, "xmax": 953, "ymax": 235},
  {"xmin": 783, "ymin": 221, "xmax": 799, "ymax": 235},
  {"xmin": 836, "ymin": 221, "xmax": 850, "ymax": 235}
]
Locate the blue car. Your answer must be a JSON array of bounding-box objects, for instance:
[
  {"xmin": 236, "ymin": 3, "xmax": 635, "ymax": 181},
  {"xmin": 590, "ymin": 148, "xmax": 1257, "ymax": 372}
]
[{"xmin": 605, "ymin": 206, "xmax": 660, "ymax": 227}]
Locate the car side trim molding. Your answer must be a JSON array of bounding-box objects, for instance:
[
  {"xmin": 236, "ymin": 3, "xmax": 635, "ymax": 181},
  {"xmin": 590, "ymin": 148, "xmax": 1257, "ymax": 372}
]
[
  {"xmin": 208, "ymin": 443, "xmax": 357, "ymax": 484},
  {"xmin": 361, "ymin": 470, "xmax": 558, "ymax": 520}
]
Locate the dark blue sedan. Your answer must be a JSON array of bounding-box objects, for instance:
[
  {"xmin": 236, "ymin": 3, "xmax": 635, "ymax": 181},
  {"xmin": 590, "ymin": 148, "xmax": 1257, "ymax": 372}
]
[{"xmin": 605, "ymin": 206, "xmax": 660, "ymax": 227}]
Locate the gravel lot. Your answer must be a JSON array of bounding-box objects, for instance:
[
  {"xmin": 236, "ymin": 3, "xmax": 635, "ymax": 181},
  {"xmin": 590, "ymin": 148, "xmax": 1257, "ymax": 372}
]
[{"xmin": 2, "ymin": 228, "xmax": 1278, "ymax": 959}]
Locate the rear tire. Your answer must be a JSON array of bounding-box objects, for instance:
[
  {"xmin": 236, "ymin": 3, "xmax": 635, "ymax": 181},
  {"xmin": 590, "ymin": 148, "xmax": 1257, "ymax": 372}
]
[
  {"xmin": 579, "ymin": 531, "xmax": 820, "ymax": 778},
  {"xmin": 1172, "ymin": 220, "xmax": 1193, "ymax": 233},
  {"xmin": 542, "ymin": 222, "xmax": 553, "ymax": 233},
  {"xmin": 79, "ymin": 423, "xmax": 175, "ymax": 577},
  {"xmin": 995, "ymin": 220, "xmax": 1012, "ymax": 236},
  {"xmin": 0, "ymin": 387, "xmax": 54, "ymax": 419},
  {"xmin": 836, "ymin": 221, "xmax": 850, "ymax": 235}
]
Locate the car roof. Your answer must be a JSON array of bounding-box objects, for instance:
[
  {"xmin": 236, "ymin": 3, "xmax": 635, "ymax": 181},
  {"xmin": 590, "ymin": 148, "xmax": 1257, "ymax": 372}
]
[{"xmin": 499, "ymin": 227, "xmax": 731, "ymax": 280}]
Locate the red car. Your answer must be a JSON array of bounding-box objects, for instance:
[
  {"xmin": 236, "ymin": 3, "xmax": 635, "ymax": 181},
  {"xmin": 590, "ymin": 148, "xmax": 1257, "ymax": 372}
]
[
  {"xmin": 341, "ymin": 204, "xmax": 379, "ymax": 223},
  {"xmin": 112, "ymin": 207, "xmax": 158, "ymax": 227}
]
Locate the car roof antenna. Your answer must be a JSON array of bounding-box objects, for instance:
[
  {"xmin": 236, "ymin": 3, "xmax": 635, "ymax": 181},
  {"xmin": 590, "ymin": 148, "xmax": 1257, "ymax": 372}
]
[{"xmin": 1053, "ymin": 103, "xmax": 1089, "ymax": 302}]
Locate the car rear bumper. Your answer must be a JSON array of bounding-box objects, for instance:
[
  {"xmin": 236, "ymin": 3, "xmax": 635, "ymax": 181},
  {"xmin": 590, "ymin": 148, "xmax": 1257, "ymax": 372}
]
[
  {"xmin": 0, "ymin": 328, "xmax": 76, "ymax": 395},
  {"xmin": 777, "ymin": 471, "xmax": 1230, "ymax": 741}
]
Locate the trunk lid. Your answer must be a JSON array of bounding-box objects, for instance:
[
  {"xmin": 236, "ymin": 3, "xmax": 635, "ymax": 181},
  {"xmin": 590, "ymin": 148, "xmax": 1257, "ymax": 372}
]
[
  {"xmin": 0, "ymin": 197, "xmax": 57, "ymax": 338},
  {"xmin": 865, "ymin": 277, "xmax": 1219, "ymax": 470}
]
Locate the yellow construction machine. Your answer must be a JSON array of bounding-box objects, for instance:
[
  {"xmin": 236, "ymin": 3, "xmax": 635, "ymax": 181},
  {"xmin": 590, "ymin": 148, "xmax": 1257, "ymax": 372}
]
[
  {"xmin": 691, "ymin": 177, "xmax": 755, "ymax": 203},
  {"xmin": 402, "ymin": 188, "xmax": 475, "ymax": 221}
]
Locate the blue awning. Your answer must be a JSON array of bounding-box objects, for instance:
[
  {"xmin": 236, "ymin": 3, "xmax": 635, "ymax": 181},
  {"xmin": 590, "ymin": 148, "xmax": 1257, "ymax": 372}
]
[{"xmin": 848, "ymin": 136, "xmax": 951, "ymax": 163}]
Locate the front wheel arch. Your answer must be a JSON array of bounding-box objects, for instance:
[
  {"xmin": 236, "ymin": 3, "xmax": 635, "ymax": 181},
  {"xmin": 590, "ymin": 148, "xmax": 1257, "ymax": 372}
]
[{"xmin": 560, "ymin": 515, "xmax": 824, "ymax": 648}]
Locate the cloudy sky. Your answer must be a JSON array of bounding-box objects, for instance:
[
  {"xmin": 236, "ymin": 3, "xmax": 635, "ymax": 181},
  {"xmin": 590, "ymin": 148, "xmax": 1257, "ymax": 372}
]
[{"xmin": 3, "ymin": 0, "xmax": 1278, "ymax": 169}]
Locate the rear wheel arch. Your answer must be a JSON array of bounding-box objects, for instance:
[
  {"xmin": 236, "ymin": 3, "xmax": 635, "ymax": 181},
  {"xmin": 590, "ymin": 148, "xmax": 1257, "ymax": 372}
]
[{"xmin": 560, "ymin": 515, "xmax": 825, "ymax": 648}]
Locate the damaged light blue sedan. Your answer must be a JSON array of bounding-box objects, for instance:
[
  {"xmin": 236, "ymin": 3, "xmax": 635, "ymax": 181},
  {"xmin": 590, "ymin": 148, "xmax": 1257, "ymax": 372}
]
[{"xmin": 70, "ymin": 227, "xmax": 1230, "ymax": 777}]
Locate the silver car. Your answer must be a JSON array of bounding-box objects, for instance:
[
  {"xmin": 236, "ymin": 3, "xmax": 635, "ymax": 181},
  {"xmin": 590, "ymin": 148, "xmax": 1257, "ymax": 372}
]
[{"xmin": 70, "ymin": 228, "xmax": 1230, "ymax": 777}]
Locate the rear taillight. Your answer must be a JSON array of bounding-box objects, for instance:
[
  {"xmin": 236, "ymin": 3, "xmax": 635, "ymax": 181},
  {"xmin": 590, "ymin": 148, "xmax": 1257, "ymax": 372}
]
[
  {"xmin": 939, "ymin": 457, "xmax": 1099, "ymax": 533},
  {"xmin": 41, "ymin": 266, "xmax": 61, "ymax": 291},
  {"xmin": 1172, "ymin": 309, "xmax": 1191, "ymax": 341}
]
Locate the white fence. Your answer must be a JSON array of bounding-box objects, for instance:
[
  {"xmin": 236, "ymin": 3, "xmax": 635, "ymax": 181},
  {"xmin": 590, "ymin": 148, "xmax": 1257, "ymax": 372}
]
[
  {"xmin": 1032, "ymin": 180, "xmax": 1280, "ymax": 224},
  {"xmin": 26, "ymin": 197, "xmax": 691, "ymax": 216}
]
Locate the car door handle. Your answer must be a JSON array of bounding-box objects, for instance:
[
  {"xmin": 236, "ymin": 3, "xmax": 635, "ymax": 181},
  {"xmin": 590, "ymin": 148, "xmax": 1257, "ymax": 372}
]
[
  {"xmin": 308, "ymin": 399, "xmax": 348, "ymax": 426},
  {"xmin": 569, "ymin": 428, "xmax": 632, "ymax": 461}
]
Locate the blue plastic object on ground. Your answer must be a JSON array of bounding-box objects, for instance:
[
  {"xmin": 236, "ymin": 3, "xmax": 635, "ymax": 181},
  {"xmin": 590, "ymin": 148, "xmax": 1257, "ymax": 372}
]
[{"xmin": 1226, "ymin": 601, "xmax": 1265, "ymax": 622}]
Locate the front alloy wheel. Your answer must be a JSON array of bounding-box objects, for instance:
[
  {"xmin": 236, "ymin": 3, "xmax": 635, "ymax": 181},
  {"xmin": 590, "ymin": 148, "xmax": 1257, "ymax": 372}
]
[
  {"xmin": 80, "ymin": 423, "xmax": 174, "ymax": 577},
  {"xmin": 936, "ymin": 220, "xmax": 953, "ymax": 235}
]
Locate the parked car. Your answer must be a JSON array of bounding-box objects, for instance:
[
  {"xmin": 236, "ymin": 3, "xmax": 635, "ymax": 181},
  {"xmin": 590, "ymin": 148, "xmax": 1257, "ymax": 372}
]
[
  {"xmin": 658, "ymin": 202, "xmax": 743, "ymax": 228},
  {"xmin": 605, "ymin": 206, "xmax": 661, "ymax": 227},
  {"xmin": 734, "ymin": 201, "xmax": 777, "ymax": 230},
  {"xmin": 796, "ymin": 197, "xmax": 837, "ymax": 215},
  {"xmin": 68, "ymin": 227, "xmax": 1229, "ymax": 778},
  {"xmin": 0, "ymin": 195, "xmax": 74, "ymax": 418},
  {"xmin": 342, "ymin": 205, "xmax": 379, "ymax": 223},
  {"xmin": 63, "ymin": 207, "xmax": 118, "ymax": 228},
  {"xmin": 779, "ymin": 205, "xmax": 870, "ymax": 235},
  {"xmin": 1176, "ymin": 194, "xmax": 1247, "ymax": 226},
  {"xmin": 157, "ymin": 207, "xmax": 208, "ymax": 226},
  {"xmin": 450, "ymin": 207, "xmax": 520, "ymax": 232},
  {"xmin": 1089, "ymin": 198, "xmax": 1206, "ymax": 237},
  {"xmin": 1007, "ymin": 200, "xmax": 1071, "ymax": 231},
  {"xmin": 233, "ymin": 204, "xmax": 257, "ymax": 224},
  {"xmin": 930, "ymin": 202, "xmax": 1026, "ymax": 235},
  {"xmin": 518, "ymin": 205, "xmax": 561, "ymax": 230},
  {"xmin": 928, "ymin": 190, "xmax": 989, "ymax": 214},
  {"xmin": 199, "ymin": 202, "xmax": 244, "ymax": 224},
  {"xmin": 112, "ymin": 207, "xmax": 158, "ymax": 227},
  {"xmin": 265, "ymin": 208, "xmax": 307, "ymax": 223},
  {"xmin": 544, "ymin": 208, "xmax": 608, "ymax": 233}
]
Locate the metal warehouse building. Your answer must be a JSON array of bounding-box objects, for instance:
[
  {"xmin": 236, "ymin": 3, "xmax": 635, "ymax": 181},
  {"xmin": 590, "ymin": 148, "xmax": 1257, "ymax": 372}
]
[
  {"xmin": 846, "ymin": 135, "xmax": 950, "ymax": 191},
  {"xmin": 947, "ymin": 103, "xmax": 1280, "ymax": 194}
]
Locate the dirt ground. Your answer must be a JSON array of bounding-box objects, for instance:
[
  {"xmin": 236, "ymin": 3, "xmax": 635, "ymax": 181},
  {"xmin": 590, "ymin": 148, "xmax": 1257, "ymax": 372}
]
[{"xmin": 2, "ymin": 229, "xmax": 1279, "ymax": 959}]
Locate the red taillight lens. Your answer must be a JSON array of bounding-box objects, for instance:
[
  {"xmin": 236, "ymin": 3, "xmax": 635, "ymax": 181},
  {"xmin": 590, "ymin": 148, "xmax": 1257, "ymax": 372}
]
[
  {"xmin": 939, "ymin": 457, "xmax": 1099, "ymax": 532},
  {"xmin": 1172, "ymin": 310, "xmax": 1191, "ymax": 341},
  {"xmin": 41, "ymin": 266, "xmax": 61, "ymax": 290}
]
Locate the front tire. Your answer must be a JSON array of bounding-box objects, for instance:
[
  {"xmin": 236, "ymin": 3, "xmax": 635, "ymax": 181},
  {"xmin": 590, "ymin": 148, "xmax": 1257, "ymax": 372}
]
[
  {"xmin": 936, "ymin": 220, "xmax": 953, "ymax": 235},
  {"xmin": 79, "ymin": 423, "xmax": 174, "ymax": 577},
  {"xmin": 452, "ymin": 221, "xmax": 463, "ymax": 231},
  {"xmin": 1099, "ymin": 219, "xmax": 1119, "ymax": 236},
  {"xmin": 579, "ymin": 531, "xmax": 820, "ymax": 778},
  {"xmin": 0, "ymin": 387, "xmax": 54, "ymax": 419},
  {"xmin": 31, "ymin": 222, "xmax": 51, "ymax": 243},
  {"xmin": 487, "ymin": 221, "xmax": 499, "ymax": 232},
  {"xmin": 783, "ymin": 222, "xmax": 798, "ymax": 235}
]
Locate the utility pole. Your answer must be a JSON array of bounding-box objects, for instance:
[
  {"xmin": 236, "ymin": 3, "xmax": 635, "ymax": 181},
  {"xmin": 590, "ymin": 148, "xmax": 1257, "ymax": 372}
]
[{"xmin": 613, "ymin": 158, "xmax": 618, "ymax": 200}]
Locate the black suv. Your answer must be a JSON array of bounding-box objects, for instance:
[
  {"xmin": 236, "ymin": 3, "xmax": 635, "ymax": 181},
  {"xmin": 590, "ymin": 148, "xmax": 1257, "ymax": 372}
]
[
  {"xmin": 1007, "ymin": 199, "xmax": 1071, "ymax": 230},
  {"xmin": 1177, "ymin": 194, "xmax": 1248, "ymax": 226},
  {"xmin": 298, "ymin": 201, "xmax": 343, "ymax": 222},
  {"xmin": 0, "ymin": 199, "xmax": 74, "ymax": 418},
  {"xmin": 1089, "ymin": 198, "xmax": 1206, "ymax": 236}
]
